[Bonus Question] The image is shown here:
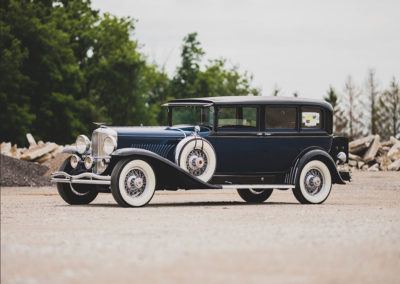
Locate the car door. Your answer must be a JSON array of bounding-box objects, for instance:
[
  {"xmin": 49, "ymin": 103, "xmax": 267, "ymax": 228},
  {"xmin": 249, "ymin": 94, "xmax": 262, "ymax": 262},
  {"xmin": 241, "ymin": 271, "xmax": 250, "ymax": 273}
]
[
  {"xmin": 260, "ymin": 105, "xmax": 331, "ymax": 173},
  {"xmin": 207, "ymin": 105, "xmax": 267, "ymax": 173}
]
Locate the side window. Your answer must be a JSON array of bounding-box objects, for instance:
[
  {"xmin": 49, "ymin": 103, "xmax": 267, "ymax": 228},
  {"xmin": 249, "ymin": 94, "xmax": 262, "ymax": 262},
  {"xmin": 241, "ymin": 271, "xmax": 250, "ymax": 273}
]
[
  {"xmin": 218, "ymin": 107, "xmax": 257, "ymax": 130},
  {"xmin": 265, "ymin": 107, "xmax": 297, "ymax": 130},
  {"xmin": 301, "ymin": 108, "xmax": 322, "ymax": 129}
]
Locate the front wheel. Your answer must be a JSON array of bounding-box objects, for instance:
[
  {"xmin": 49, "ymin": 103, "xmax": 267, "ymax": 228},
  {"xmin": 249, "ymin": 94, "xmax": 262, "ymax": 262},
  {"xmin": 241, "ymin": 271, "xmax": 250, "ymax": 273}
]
[
  {"xmin": 111, "ymin": 158, "xmax": 156, "ymax": 207},
  {"xmin": 237, "ymin": 188, "xmax": 273, "ymax": 203},
  {"xmin": 292, "ymin": 160, "xmax": 332, "ymax": 204},
  {"xmin": 57, "ymin": 157, "xmax": 98, "ymax": 205}
]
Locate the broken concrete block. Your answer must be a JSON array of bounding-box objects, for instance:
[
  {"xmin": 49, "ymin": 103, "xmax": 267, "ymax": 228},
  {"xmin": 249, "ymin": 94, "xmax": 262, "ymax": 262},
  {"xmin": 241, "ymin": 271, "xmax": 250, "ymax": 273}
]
[{"xmin": 363, "ymin": 135, "xmax": 381, "ymax": 163}]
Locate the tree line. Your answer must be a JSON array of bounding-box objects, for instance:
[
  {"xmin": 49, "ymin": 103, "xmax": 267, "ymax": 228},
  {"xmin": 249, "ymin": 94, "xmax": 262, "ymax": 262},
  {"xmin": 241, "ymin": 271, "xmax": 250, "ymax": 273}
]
[
  {"xmin": 324, "ymin": 70, "xmax": 399, "ymax": 141},
  {"xmin": 0, "ymin": 0, "xmax": 259, "ymax": 146},
  {"xmin": 1, "ymin": 1, "xmax": 398, "ymax": 146}
]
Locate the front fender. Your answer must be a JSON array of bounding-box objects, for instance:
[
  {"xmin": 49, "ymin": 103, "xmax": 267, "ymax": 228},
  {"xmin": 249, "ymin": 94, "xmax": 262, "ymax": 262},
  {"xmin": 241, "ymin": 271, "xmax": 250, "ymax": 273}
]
[
  {"xmin": 62, "ymin": 146, "xmax": 78, "ymax": 154},
  {"xmin": 296, "ymin": 149, "xmax": 345, "ymax": 185},
  {"xmin": 111, "ymin": 148, "xmax": 221, "ymax": 190}
]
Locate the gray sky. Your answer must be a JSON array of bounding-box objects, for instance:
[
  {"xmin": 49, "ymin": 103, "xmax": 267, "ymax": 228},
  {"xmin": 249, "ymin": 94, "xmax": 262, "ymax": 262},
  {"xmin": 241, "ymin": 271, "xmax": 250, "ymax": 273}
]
[{"xmin": 92, "ymin": 0, "xmax": 400, "ymax": 99}]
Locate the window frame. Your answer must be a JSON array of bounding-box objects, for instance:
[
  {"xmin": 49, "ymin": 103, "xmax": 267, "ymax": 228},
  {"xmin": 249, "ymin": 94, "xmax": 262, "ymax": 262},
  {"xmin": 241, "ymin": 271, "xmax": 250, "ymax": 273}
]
[
  {"xmin": 264, "ymin": 105, "xmax": 299, "ymax": 133},
  {"xmin": 215, "ymin": 105, "xmax": 260, "ymax": 133},
  {"xmin": 300, "ymin": 106, "xmax": 326, "ymax": 133}
]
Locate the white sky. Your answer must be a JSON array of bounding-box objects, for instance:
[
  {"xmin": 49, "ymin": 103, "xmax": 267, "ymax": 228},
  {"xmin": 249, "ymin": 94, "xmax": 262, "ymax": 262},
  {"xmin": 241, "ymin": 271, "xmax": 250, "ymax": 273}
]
[{"xmin": 92, "ymin": 0, "xmax": 400, "ymax": 99}]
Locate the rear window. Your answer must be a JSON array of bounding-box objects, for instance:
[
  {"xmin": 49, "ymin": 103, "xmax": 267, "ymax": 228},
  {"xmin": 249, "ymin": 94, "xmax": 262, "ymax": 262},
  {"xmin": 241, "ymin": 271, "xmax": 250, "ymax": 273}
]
[
  {"xmin": 301, "ymin": 108, "xmax": 322, "ymax": 129},
  {"xmin": 265, "ymin": 107, "xmax": 297, "ymax": 129}
]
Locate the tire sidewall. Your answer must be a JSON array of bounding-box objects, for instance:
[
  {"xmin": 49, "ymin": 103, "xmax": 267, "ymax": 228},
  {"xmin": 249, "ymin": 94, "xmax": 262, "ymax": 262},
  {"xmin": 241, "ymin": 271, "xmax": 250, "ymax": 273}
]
[
  {"xmin": 298, "ymin": 160, "xmax": 332, "ymax": 204},
  {"xmin": 178, "ymin": 139, "xmax": 216, "ymax": 182},
  {"xmin": 113, "ymin": 159, "xmax": 156, "ymax": 207},
  {"xmin": 57, "ymin": 157, "xmax": 98, "ymax": 205}
]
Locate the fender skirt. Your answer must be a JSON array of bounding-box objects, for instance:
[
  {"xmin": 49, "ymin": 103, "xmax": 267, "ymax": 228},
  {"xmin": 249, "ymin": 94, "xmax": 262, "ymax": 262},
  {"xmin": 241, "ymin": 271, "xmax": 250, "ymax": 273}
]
[
  {"xmin": 111, "ymin": 148, "xmax": 221, "ymax": 190},
  {"xmin": 293, "ymin": 149, "xmax": 346, "ymax": 185}
]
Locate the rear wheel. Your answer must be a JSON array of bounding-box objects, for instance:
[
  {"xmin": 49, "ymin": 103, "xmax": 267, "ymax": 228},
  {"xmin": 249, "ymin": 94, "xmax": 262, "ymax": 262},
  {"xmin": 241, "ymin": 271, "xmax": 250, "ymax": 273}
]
[
  {"xmin": 57, "ymin": 157, "xmax": 98, "ymax": 205},
  {"xmin": 292, "ymin": 160, "xmax": 332, "ymax": 204},
  {"xmin": 111, "ymin": 158, "xmax": 156, "ymax": 207},
  {"xmin": 237, "ymin": 188, "xmax": 273, "ymax": 203}
]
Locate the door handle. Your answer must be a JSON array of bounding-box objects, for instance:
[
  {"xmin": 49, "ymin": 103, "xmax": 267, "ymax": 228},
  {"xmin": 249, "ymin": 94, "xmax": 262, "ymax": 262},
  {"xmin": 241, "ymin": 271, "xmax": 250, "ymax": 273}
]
[{"xmin": 265, "ymin": 132, "xmax": 272, "ymax": 136}]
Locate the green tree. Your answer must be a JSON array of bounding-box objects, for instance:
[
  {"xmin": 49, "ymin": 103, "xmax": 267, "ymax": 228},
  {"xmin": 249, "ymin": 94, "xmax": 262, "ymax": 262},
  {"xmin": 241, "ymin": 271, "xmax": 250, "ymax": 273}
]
[
  {"xmin": 170, "ymin": 33, "xmax": 259, "ymax": 100},
  {"xmin": 0, "ymin": 0, "xmax": 99, "ymax": 145}
]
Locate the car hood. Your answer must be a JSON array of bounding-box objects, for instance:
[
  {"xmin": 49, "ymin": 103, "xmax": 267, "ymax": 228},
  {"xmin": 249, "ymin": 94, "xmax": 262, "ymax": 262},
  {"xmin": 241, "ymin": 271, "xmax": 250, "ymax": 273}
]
[{"xmin": 109, "ymin": 126, "xmax": 192, "ymax": 138}]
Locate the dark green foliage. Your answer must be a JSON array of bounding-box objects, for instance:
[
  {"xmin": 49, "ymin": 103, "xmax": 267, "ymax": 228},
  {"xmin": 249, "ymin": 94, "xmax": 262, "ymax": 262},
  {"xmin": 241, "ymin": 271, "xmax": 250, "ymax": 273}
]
[
  {"xmin": 0, "ymin": 2, "xmax": 259, "ymax": 145},
  {"xmin": 170, "ymin": 33, "xmax": 260, "ymax": 99}
]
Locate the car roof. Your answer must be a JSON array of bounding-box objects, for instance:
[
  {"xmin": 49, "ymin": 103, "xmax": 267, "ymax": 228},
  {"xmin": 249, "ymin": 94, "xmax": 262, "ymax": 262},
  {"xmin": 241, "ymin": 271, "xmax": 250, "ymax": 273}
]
[{"xmin": 164, "ymin": 96, "xmax": 333, "ymax": 111}]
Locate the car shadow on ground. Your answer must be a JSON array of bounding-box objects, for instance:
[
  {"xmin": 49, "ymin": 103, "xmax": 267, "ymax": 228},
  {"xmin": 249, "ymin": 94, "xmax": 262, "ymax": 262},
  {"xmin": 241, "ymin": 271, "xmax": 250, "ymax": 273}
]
[{"xmin": 56, "ymin": 201, "xmax": 299, "ymax": 208}]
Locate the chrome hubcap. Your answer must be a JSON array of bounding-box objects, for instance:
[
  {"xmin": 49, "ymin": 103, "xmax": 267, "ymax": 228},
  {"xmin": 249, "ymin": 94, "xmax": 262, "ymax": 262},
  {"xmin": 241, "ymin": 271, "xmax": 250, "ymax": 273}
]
[
  {"xmin": 304, "ymin": 168, "xmax": 324, "ymax": 195},
  {"xmin": 186, "ymin": 149, "xmax": 208, "ymax": 176},
  {"xmin": 125, "ymin": 168, "xmax": 147, "ymax": 197}
]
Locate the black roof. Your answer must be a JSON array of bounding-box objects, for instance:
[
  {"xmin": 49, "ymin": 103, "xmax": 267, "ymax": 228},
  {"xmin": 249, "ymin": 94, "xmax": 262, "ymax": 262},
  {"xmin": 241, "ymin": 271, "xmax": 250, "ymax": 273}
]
[{"xmin": 165, "ymin": 96, "xmax": 333, "ymax": 111}]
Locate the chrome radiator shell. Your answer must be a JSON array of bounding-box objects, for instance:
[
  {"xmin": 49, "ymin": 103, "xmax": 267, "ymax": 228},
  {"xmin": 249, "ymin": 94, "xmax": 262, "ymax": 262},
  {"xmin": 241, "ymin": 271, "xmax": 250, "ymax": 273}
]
[{"xmin": 91, "ymin": 127, "xmax": 117, "ymax": 174}]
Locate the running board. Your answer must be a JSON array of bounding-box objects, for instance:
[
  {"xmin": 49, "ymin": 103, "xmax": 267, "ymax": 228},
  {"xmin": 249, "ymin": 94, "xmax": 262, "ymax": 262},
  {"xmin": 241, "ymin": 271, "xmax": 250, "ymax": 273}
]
[{"xmin": 219, "ymin": 184, "xmax": 295, "ymax": 190}]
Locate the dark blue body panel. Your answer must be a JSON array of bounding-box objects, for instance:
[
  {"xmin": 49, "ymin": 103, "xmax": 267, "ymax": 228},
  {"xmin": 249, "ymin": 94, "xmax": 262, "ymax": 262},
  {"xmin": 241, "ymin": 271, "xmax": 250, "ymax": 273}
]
[
  {"xmin": 207, "ymin": 135, "xmax": 331, "ymax": 173},
  {"xmin": 110, "ymin": 126, "xmax": 333, "ymax": 175}
]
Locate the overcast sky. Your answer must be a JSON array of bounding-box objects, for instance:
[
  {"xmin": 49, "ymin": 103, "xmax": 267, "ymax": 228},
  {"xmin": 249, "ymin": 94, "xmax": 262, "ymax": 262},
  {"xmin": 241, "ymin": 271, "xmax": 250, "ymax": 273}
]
[{"xmin": 92, "ymin": 0, "xmax": 400, "ymax": 99}]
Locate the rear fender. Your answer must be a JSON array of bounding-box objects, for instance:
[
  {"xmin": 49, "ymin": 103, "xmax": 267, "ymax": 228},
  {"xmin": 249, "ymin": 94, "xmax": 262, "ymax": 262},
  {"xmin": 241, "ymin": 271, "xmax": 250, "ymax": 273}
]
[
  {"xmin": 286, "ymin": 149, "xmax": 345, "ymax": 185},
  {"xmin": 111, "ymin": 148, "xmax": 221, "ymax": 190}
]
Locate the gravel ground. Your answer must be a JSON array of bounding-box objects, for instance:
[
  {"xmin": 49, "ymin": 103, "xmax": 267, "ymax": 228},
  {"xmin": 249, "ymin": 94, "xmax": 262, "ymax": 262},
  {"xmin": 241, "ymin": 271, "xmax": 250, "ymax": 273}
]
[
  {"xmin": 1, "ymin": 171, "xmax": 400, "ymax": 283},
  {"xmin": 0, "ymin": 154, "xmax": 50, "ymax": 187}
]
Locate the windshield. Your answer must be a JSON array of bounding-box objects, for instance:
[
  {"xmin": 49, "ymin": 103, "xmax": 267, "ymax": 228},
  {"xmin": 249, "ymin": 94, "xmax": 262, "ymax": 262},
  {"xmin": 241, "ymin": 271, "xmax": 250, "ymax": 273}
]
[{"xmin": 171, "ymin": 106, "xmax": 214, "ymax": 128}]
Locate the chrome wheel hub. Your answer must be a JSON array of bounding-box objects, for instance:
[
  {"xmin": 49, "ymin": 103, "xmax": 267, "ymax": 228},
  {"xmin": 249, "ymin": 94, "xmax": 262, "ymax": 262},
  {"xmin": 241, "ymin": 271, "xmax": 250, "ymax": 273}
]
[
  {"xmin": 304, "ymin": 168, "xmax": 324, "ymax": 195},
  {"xmin": 186, "ymin": 149, "xmax": 208, "ymax": 176},
  {"xmin": 125, "ymin": 168, "xmax": 147, "ymax": 197}
]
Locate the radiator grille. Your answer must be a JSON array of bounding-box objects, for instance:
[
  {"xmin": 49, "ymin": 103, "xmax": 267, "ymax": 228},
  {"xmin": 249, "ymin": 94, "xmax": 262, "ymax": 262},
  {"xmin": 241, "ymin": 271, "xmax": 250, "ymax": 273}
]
[{"xmin": 91, "ymin": 128, "xmax": 117, "ymax": 174}]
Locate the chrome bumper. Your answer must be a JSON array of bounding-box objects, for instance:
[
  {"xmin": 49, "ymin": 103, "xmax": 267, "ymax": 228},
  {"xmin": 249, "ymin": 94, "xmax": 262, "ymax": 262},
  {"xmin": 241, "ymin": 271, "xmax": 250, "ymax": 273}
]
[{"xmin": 51, "ymin": 171, "xmax": 111, "ymax": 185}]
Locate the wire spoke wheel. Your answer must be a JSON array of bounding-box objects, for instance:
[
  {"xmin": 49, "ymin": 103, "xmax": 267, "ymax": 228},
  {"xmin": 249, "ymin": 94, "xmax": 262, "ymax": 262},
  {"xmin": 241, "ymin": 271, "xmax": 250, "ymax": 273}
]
[
  {"xmin": 111, "ymin": 159, "xmax": 156, "ymax": 207},
  {"xmin": 293, "ymin": 160, "xmax": 332, "ymax": 204}
]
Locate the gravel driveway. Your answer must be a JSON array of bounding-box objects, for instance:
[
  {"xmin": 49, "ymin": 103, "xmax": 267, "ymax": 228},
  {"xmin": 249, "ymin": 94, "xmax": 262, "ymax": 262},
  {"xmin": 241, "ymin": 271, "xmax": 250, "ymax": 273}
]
[{"xmin": 1, "ymin": 171, "xmax": 400, "ymax": 283}]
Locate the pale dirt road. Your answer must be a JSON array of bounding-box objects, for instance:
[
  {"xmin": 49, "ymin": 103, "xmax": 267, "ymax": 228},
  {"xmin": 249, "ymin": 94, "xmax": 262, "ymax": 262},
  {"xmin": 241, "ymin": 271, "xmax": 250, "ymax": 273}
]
[{"xmin": 1, "ymin": 171, "xmax": 400, "ymax": 284}]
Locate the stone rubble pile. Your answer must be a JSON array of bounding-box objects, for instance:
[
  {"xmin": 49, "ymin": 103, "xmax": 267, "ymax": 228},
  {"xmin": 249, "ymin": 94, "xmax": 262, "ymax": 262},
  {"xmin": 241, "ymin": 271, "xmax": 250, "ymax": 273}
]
[
  {"xmin": 348, "ymin": 135, "xmax": 400, "ymax": 171},
  {"xmin": 0, "ymin": 133, "xmax": 65, "ymax": 164}
]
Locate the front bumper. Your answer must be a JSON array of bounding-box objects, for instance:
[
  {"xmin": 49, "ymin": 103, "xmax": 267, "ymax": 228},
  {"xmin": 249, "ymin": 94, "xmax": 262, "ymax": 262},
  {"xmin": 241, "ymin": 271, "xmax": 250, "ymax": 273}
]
[{"xmin": 51, "ymin": 171, "xmax": 111, "ymax": 185}]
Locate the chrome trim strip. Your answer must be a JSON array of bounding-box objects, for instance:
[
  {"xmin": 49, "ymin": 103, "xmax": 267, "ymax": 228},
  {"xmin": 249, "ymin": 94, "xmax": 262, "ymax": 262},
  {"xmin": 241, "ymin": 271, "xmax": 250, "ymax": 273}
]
[
  {"xmin": 220, "ymin": 184, "xmax": 294, "ymax": 189},
  {"xmin": 162, "ymin": 102, "xmax": 213, "ymax": 107},
  {"xmin": 51, "ymin": 171, "xmax": 111, "ymax": 185},
  {"xmin": 52, "ymin": 178, "xmax": 110, "ymax": 185}
]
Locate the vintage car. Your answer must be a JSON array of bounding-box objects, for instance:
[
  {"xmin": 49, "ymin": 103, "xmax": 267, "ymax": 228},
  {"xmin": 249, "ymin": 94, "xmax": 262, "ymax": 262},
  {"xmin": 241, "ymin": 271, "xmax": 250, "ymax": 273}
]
[{"xmin": 51, "ymin": 96, "xmax": 351, "ymax": 207}]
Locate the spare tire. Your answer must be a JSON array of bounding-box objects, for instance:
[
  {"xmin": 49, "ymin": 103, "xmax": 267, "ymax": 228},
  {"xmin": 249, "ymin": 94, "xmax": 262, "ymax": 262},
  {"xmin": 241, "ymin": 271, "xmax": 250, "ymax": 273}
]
[{"xmin": 175, "ymin": 137, "xmax": 217, "ymax": 182}]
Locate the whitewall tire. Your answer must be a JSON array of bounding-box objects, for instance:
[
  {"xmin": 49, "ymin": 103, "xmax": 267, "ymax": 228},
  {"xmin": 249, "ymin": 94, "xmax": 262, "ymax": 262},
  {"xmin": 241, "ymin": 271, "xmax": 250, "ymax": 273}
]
[
  {"xmin": 175, "ymin": 138, "xmax": 216, "ymax": 182},
  {"xmin": 111, "ymin": 159, "xmax": 156, "ymax": 207},
  {"xmin": 293, "ymin": 160, "xmax": 332, "ymax": 204}
]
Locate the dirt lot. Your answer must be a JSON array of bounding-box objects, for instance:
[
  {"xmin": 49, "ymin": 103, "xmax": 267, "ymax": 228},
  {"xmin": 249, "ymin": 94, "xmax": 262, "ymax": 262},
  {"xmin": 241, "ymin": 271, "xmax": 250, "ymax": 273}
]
[{"xmin": 1, "ymin": 171, "xmax": 400, "ymax": 283}]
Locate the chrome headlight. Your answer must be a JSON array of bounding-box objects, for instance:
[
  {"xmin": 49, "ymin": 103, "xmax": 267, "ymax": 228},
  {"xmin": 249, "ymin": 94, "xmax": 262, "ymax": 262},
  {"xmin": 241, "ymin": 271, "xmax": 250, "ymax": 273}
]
[
  {"xmin": 103, "ymin": 135, "xmax": 117, "ymax": 155},
  {"xmin": 84, "ymin": 156, "xmax": 94, "ymax": 170},
  {"xmin": 76, "ymin": 135, "xmax": 90, "ymax": 154},
  {"xmin": 70, "ymin": 154, "xmax": 81, "ymax": 168}
]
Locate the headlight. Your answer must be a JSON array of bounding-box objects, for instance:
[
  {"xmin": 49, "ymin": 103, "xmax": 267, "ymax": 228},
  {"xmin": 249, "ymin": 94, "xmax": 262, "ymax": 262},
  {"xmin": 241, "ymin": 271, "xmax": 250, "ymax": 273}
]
[
  {"xmin": 70, "ymin": 154, "xmax": 81, "ymax": 168},
  {"xmin": 76, "ymin": 135, "xmax": 90, "ymax": 154},
  {"xmin": 84, "ymin": 156, "xmax": 94, "ymax": 169},
  {"xmin": 103, "ymin": 135, "xmax": 117, "ymax": 155}
]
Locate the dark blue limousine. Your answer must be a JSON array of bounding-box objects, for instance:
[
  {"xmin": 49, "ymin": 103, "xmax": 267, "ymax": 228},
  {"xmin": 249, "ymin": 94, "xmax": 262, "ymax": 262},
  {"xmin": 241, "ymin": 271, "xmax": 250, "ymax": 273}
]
[{"xmin": 51, "ymin": 96, "xmax": 351, "ymax": 207}]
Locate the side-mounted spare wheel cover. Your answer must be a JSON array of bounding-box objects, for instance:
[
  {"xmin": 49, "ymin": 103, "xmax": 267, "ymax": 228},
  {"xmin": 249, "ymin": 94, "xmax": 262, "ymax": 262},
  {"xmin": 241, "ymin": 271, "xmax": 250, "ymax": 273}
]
[{"xmin": 175, "ymin": 136, "xmax": 217, "ymax": 182}]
